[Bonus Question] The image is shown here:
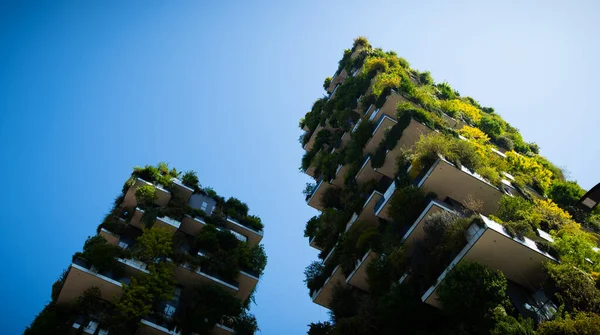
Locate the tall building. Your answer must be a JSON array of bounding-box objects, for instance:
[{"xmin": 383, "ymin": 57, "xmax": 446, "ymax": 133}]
[
  {"xmin": 300, "ymin": 38, "xmax": 600, "ymax": 334},
  {"xmin": 25, "ymin": 163, "xmax": 266, "ymax": 335}
]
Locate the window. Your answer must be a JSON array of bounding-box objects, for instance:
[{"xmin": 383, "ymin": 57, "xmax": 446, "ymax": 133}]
[
  {"xmin": 164, "ymin": 304, "xmax": 177, "ymax": 318},
  {"xmin": 201, "ymin": 201, "xmax": 208, "ymax": 211}
]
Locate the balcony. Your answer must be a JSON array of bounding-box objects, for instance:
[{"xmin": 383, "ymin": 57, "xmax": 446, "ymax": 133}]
[
  {"xmin": 306, "ymin": 180, "xmax": 337, "ymax": 211},
  {"xmin": 99, "ymin": 228, "xmax": 120, "ymax": 245},
  {"xmin": 400, "ymin": 199, "xmax": 456, "ymax": 247},
  {"xmin": 376, "ymin": 91, "xmax": 414, "ymax": 120},
  {"xmin": 180, "ymin": 215, "xmax": 207, "ymax": 236},
  {"xmin": 373, "ymin": 119, "xmax": 433, "ymax": 179},
  {"xmin": 338, "ymin": 131, "xmax": 351, "ymax": 150},
  {"xmin": 213, "ymin": 322, "xmax": 236, "ymax": 335},
  {"xmin": 363, "ymin": 115, "xmax": 397, "ymax": 155},
  {"xmin": 441, "ymin": 113, "xmax": 467, "ymax": 130},
  {"xmin": 417, "ymin": 157, "xmax": 505, "ymax": 215},
  {"xmin": 311, "ymin": 265, "xmax": 346, "ymax": 309},
  {"xmin": 218, "ymin": 225, "xmax": 248, "ymax": 243},
  {"xmin": 174, "ymin": 263, "xmax": 239, "ymax": 296},
  {"xmin": 374, "ymin": 180, "xmax": 398, "ymax": 221},
  {"xmin": 130, "ymin": 208, "xmax": 181, "ymax": 233},
  {"xmin": 329, "ymin": 84, "xmax": 340, "ymax": 101},
  {"xmin": 309, "ymin": 235, "xmax": 324, "ymax": 251},
  {"xmin": 171, "ymin": 178, "xmax": 194, "ymax": 202},
  {"xmin": 136, "ymin": 319, "xmax": 178, "ymax": 335},
  {"xmin": 322, "ymin": 245, "xmax": 337, "ymax": 265},
  {"xmin": 118, "ymin": 257, "xmax": 151, "ymax": 276},
  {"xmin": 71, "ymin": 320, "xmax": 109, "ymax": 335},
  {"xmin": 237, "ymin": 270, "xmax": 260, "ymax": 302},
  {"xmin": 56, "ymin": 258, "xmax": 125, "ymax": 305},
  {"xmin": 330, "ymin": 164, "xmax": 350, "ymax": 188},
  {"xmin": 346, "ymin": 191, "xmax": 383, "ymax": 232},
  {"xmin": 303, "ymin": 124, "xmax": 324, "ymax": 152},
  {"xmin": 225, "ymin": 217, "xmax": 263, "ymax": 247},
  {"xmin": 422, "ymin": 215, "xmax": 558, "ymax": 308},
  {"xmin": 355, "ymin": 155, "xmax": 383, "ymax": 186},
  {"xmin": 346, "ymin": 250, "xmax": 378, "ymax": 292},
  {"xmin": 122, "ymin": 178, "xmax": 171, "ymax": 209},
  {"xmin": 327, "ymin": 69, "xmax": 348, "ymax": 93}
]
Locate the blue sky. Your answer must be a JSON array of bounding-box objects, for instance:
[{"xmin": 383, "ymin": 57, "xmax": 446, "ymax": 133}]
[{"xmin": 0, "ymin": 1, "xmax": 599, "ymax": 334}]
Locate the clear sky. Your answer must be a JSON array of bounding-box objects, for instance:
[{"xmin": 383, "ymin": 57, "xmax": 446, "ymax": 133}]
[{"xmin": 0, "ymin": 1, "xmax": 598, "ymax": 334}]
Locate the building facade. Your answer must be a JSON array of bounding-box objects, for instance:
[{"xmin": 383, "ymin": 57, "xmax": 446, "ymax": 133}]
[
  {"xmin": 301, "ymin": 38, "xmax": 600, "ymax": 334},
  {"xmin": 25, "ymin": 163, "xmax": 266, "ymax": 335}
]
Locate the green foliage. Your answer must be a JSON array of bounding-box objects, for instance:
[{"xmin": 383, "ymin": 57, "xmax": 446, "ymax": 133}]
[
  {"xmin": 323, "ymin": 77, "xmax": 332, "ymax": 90},
  {"xmin": 496, "ymin": 196, "xmax": 534, "ymax": 222},
  {"xmin": 387, "ymin": 185, "xmax": 427, "ymax": 228},
  {"xmin": 135, "ymin": 184, "xmax": 158, "ymax": 205},
  {"xmin": 438, "ymin": 261, "xmax": 511, "ymax": 333},
  {"xmin": 320, "ymin": 186, "xmax": 342, "ymax": 209},
  {"xmin": 246, "ymin": 244, "xmax": 267, "ymax": 277},
  {"xmin": 233, "ymin": 312, "xmax": 259, "ymax": 335},
  {"xmin": 352, "ymin": 36, "xmax": 370, "ymax": 50},
  {"xmin": 418, "ymin": 71, "xmax": 433, "ymax": 85},
  {"xmin": 308, "ymin": 321, "xmax": 332, "ymax": 335},
  {"xmin": 552, "ymin": 222, "xmax": 600, "ymax": 272},
  {"xmin": 304, "ymin": 215, "xmax": 320, "ymax": 239},
  {"xmin": 133, "ymin": 226, "xmax": 173, "ymax": 263},
  {"xmin": 495, "ymin": 135, "xmax": 515, "ymax": 151},
  {"xmin": 23, "ymin": 303, "xmax": 70, "ymax": 335},
  {"xmin": 548, "ymin": 180, "xmax": 586, "ymax": 209},
  {"xmin": 478, "ymin": 115, "xmax": 504, "ymax": 139},
  {"xmin": 538, "ymin": 311, "xmax": 600, "ymax": 335},
  {"xmin": 436, "ymin": 81, "xmax": 457, "ymax": 100},
  {"xmin": 304, "ymin": 261, "xmax": 325, "ymax": 294},
  {"xmin": 78, "ymin": 235, "xmax": 125, "ymax": 274},
  {"xmin": 173, "ymin": 284, "xmax": 243, "ymax": 335},
  {"xmin": 115, "ymin": 262, "xmax": 176, "ymax": 324},
  {"xmin": 544, "ymin": 263, "xmax": 600, "ymax": 313},
  {"xmin": 366, "ymin": 247, "xmax": 407, "ymax": 295},
  {"xmin": 491, "ymin": 313, "xmax": 535, "ymax": 335},
  {"xmin": 181, "ymin": 170, "xmax": 200, "ymax": 190},
  {"xmin": 225, "ymin": 197, "xmax": 249, "ymax": 217},
  {"xmin": 50, "ymin": 269, "xmax": 68, "ymax": 302}
]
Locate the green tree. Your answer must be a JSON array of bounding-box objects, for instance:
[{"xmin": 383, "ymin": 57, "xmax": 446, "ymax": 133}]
[
  {"xmin": 544, "ymin": 263, "xmax": 600, "ymax": 313},
  {"xmin": 308, "ymin": 322, "xmax": 332, "ymax": 335},
  {"xmin": 135, "ymin": 184, "xmax": 158, "ymax": 205},
  {"xmin": 438, "ymin": 261, "xmax": 511, "ymax": 333},
  {"xmin": 548, "ymin": 180, "xmax": 585, "ymax": 209},
  {"xmin": 537, "ymin": 311, "xmax": 600, "ymax": 335},
  {"xmin": 479, "ymin": 115, "xmax": 504, "ymax": 139},
  {"xmin": 133, "ymin": 226, "xmax": 173, "ymax": 263},
  {"xmin": 174, "ymin": 284, "xmax": 243, "ymax": 335}
]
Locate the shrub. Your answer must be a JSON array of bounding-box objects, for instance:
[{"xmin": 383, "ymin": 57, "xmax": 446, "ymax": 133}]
[
  {"xmin": 173, "ymin": 284, "xmax": 243, "ymax": 335},
  {"xmin": 418, "ymin": 71, "xmax": 434, "ymax": 85},
  {"xmin": 436, "ymin": 82, "xmax": 456, "ymax": 100},
  {"xmin": 495, "ymin": 135, "xmax": 515, "ymax": 151},
  {"xmin": 496, "ymin": 196, "xmax": 533, "ymax": 222},
  {"xmin": 388, "ymin": 185, "xmax": 427, "ymax": 228},
  {"xmin": 537, "ymin": 311, "xmax": 600, "ymax": 335},
  {"xmin": 133, "ymin": 226, "xmax": 173, "ymax": 263},
  {"xmin": 135, "ymin": 184, "xmax": 158, "ymax": 205},
  {"xmin": 438, "ymin": 261, "xmax": 511, "ymax": 333},
  {"xmin": 440, "ymin": 99, "xmax": 482, "ymax": 123},
  {"xmin": 304, "ymin": 261, "xmax": 325, "ymax": 293},
  {"xmin": 304, "ymin": 215, "xmax": 320, "ymax": 239},
  {"xmin": 552, "ymin": 222, "xmax": 600, "ymax": 272},
  {"xmin": 323, "ymin": 77, "xmax": 332, "ymax": 90},
  {"xmin": 353, "ymin": 36, "xmax": 370, "ymax": 50},
  {"xmin": 181, "ymin": 171, "xmax": 200, "ymax": 190},
  {"xmin": 506, "ymin": 151, "xmax": 553, "ymax": 193},
  {"xmin": 548, "ymin": 180, "xmax": 586, "ymax": 209},
  {"xmin": 308, "ymin": 322, "xmax": 332, "ymax": 335},
  {"xmin": 478, "ymin": 115, "xmax": 504, "ymax": 139},
  {"xmin": 544, "ymin": 263, "xmax": 600, "ymax": 313}
]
